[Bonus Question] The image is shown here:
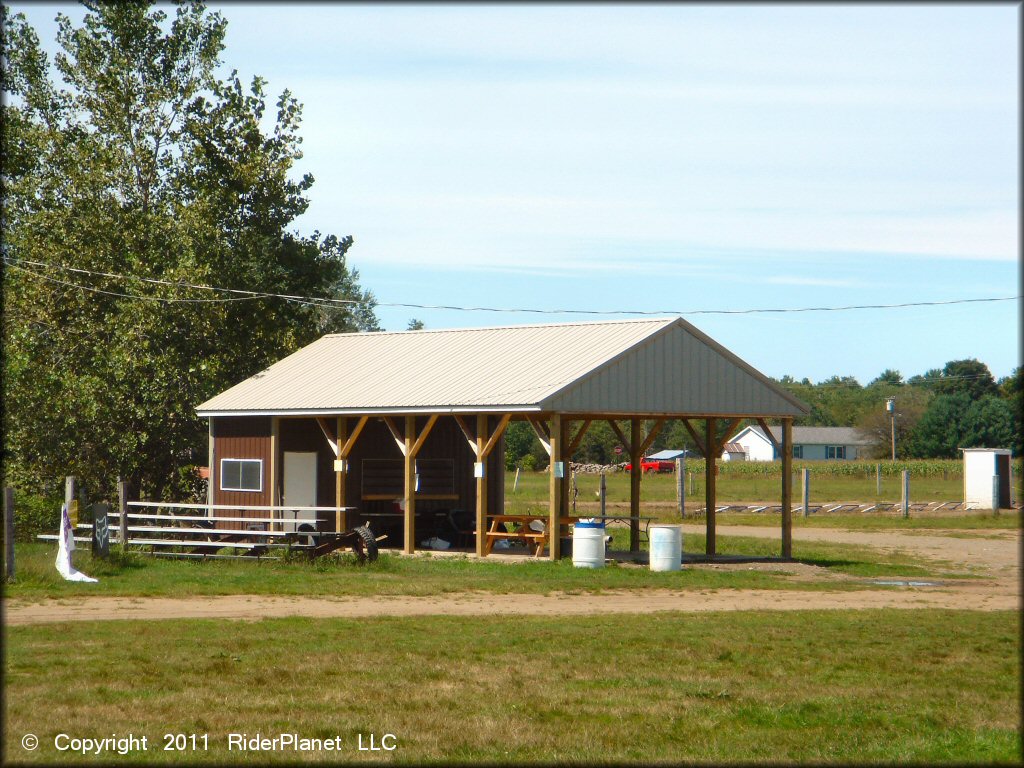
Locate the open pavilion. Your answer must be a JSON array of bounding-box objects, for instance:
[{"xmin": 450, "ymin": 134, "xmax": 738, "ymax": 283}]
[{"xmin": 196, "ymin": 317, "xmax": 809, "ymax": 560}]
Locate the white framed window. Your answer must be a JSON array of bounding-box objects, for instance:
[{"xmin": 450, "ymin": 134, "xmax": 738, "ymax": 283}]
[
  {"xmin": 220, "ymin": 458, "xmax": 263, "ymax": 492},
  {"xmin": 826, "ymin": 446, "xmax": 846, "ymax": 460}
]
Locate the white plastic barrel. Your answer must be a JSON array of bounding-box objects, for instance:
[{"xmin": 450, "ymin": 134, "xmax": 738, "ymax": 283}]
[
  {"xmin": 649, "ymin": 525, "xmax": 683, "ymax": 571},
  {"xmin": 572, "ymin": 521, "xmax": 606, "ymax": 568}
]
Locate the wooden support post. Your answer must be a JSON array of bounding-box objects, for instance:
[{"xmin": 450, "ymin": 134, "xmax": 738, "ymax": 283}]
[
  {"xmin": 336, "ymin": 416, "xmax": 347, "ymax": 532},
  {"xmin": 207, "ymin": 419, "xmax": 214, "ymax": 508},
  {"xmin": 781, "ymin": 419, "xmax": 793, "ymax": 559},
  {"xmin": 527, "ymin": 416, "xmax": 552, "ymax": 457},
  {"xmin": 599, "ymin": 473, "xmax": 607, "ymax": 518},
  {"xmin": 476, "ymin": 414, "xmax": 488, "ymax": 558},
  {"xmin": 4, "ymin": 487, "xmax": 14, "ymax": 581},
  {"xmin": 802, "ymin": 468, "xmax": 810, "ymax": 518},
  {"xmin": 704, "ymin": 419, "xmax": 716, "ymax": 558},
  {"xmin": 118, "ymin": 480, "xmax": 128, "ymax": 547},
  {"xmin": 560, "ymin": 419, "xmax": 571, "ymax": 547},
  {"xmin": 548, "ymin": 413, "xmax": 562, "ymax": 561},
  {"xmin": 404, "ymin": 415, "xmax": 416, "ymax": 554},
  {"xmin": 270, "ymin": 416, "xmax": 280, "ymax": 531},
  {"xmin": 629, "ymin": 417, "xmax": 642, "ymax": 553}
]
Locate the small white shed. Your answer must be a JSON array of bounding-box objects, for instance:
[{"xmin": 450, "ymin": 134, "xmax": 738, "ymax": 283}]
[{"xmin": 961, "ymin": 448, "xmax": 1012, "ymax": 510}]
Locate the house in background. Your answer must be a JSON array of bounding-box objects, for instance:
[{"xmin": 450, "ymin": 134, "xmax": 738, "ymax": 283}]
[
  {"xmin": 721, "ymin": 442, "xmax": 747, "ymax": 462},
  {"xmin": 724, "ymin": 425, "xmax": 870, "ymax": 461}
]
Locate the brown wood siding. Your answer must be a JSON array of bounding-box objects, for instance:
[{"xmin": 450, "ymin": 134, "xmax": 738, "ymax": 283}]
[
  {"xmin": 211, "ymin": 417, "xmax": 272, "ymax": 514},
  {"xmin": 210, "ymin": 415, "xmax": 507, "ymax": 539}
]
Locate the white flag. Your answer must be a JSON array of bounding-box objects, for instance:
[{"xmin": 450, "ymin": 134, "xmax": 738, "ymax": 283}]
[{"xmin": 56, "ymin": 503, "xmax": 97, "ymax": 583}]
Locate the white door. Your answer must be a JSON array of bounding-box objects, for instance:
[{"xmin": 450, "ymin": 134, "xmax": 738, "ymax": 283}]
[{"xmin": 283, "ymin": 451, "xmax": 318, "ymax": 530}]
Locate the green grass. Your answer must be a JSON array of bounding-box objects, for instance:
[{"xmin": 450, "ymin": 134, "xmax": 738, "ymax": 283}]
[
  {"xmin": 4, "ymin": 610, "xmax": 1019, "ymax": 763},
  {"xmin": 712, "ymin": 510, "xmax": 1021, "ymax": 531},
  {"xmin": 508, "ymin": 468, "xmax": 1003, "ymax": 505},
  {"xmin": 4, "ymin": 531, "xmax": 975, "ymax": 602}
]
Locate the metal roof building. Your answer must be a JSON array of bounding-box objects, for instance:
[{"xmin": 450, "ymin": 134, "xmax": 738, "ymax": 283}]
[{"xmin": 197, "ymin": 317, "xmax": 809, "ymax": 561}]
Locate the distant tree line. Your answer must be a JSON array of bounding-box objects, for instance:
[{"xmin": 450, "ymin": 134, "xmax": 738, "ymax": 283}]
[{"xmin": 504, "ymin": 359, "xmax": 1022, "ymax": 470}]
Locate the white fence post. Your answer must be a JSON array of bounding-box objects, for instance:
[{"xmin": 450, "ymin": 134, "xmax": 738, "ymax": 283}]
[{"xmin": 901, "ymin": 470, "xmax": 910, "ymax": 518}]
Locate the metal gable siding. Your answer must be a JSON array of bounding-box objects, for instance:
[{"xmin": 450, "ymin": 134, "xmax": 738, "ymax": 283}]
[{"xmin": 545, "ymin": 321, "xmax": 806, "ymax": 416}]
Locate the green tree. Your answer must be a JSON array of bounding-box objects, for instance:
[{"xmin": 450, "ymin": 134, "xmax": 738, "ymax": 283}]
[
  {"xmin": 406, "ymin": 319, "xmax": 425, "ymax": 331},
  {"xmin": 998, "ymin": 366, "xmax": 1021, "ymax": 401},
  {"xmin": 503, "ymin": 421, "xmax": 536, "ymax": 470},
  {"xmin": 932, "ymin": 359, "xmax": 999, "ymax": 400},
  {"xmin": 2, "ymin": 2, "xmax": 378, "ymax": 501},
  {"xmin": 855, "ymin": 387, "xmax": 931, "ymax": 459},
  {"xmin": 907, "ymin": 393, "xmax": 972, "ymax": 458},
  {"xmin": 961, "ymin": 396, "xmax": 1018, "ymax": 453},
  {"xmin": 869, "ymin": 369, "xmax": 904, "ymax": 387}
]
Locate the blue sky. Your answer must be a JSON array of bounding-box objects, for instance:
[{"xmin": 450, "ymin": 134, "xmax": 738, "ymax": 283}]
[{"xmin": 12, "ymin": 3, "xmax": 1020, "ymax": 383}]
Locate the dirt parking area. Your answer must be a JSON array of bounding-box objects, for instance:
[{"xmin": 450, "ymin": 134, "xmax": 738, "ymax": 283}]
[{"xmin": 5, "ymin": 525, "xmax": 1019, "ymax": 625}]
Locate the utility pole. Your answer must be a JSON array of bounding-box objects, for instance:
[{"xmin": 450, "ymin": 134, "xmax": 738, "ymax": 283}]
[{"xmin": 886, "ymin": 397, "xmax": 896, "ymax": 461}]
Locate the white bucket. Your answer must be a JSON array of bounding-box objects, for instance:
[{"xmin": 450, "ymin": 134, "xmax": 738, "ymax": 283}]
[
  {"xmin": 649, "ymin": 525, "xmax": 683, "ymax": 571},
  {"xmin": 572, "ymin": 521, "xmax": 606, "ymax": 568}
]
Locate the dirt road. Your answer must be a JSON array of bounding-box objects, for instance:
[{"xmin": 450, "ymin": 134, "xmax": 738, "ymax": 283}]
[{"xmin": 5, "ymin": 525, "xmax": 1019, "ymax": 625}]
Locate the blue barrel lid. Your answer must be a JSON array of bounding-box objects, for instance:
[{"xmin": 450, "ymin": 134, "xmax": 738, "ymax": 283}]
[{"xmin": 574, "ymin": 521, "xmax": 605, "ymax": 529}]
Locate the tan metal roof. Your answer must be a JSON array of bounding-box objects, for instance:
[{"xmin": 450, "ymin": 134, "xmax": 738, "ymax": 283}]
[{"xmin": 196, "ymin": 317, "xmax": 809, "ymax": 417}]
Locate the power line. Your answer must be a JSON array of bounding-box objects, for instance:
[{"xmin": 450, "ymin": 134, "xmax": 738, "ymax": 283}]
[
  {"xmin": 5, "ymin": 262, "xmax": 267, "ymax": 304},
  {"xmin": 3, "ymin": 255, "xmax": 1020, "ymax": 317}
]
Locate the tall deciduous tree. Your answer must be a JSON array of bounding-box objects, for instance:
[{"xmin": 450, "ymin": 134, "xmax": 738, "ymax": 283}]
[{"xmin": 2, "ymin": 2, "xmax": 379, "ymax": 501}]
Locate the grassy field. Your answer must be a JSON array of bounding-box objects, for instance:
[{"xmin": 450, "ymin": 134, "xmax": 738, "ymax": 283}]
[
  {"xmin": 506, "ymin": 469, "xmax": 1020, "ymax": 513},
  {"xmin": 3, "ymin": 528, "xmax": 978, "ymax": 602},
  {"xmin": 4, "ymin": 609, "xmax": 1019, "ymax": 764}
]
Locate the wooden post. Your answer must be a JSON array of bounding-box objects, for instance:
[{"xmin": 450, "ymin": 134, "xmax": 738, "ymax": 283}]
[
  {"xmin": 269, "ymin": 416, "xmax": 280, "ymax": 531},
  {"xmin": 705, "ymin": 418, "xmax": 716, "ymax": 558},
  {"xmin": 676, "ymin": 458, "xmax": 685, "ymax": 518},
  {"xmin": 513, "ymin": 467, "xmax": 520, "ymax": 494},
  {"xmin": 629, "ymin": 418, "xmax": 642, "ymax": 553},
  {"xmin": 336, "ymin": 416, "xmax": 347, "ymax": 532},
  {"xmin": 802, "ymin": 468, "xmax": 810, "ymax": 518},
  {"xmin": 117, "ymin": 480, "xmax": 128, "ymax": 548},
  {"xmin": 781, "ymin": 419, "xmax": 793, "ymax": 558},
  {"xmin": 404, "ymin": 415, "xmax": 416, "ymax": 554},
  {"xmin": 476, "ymin": 414, "xmax": 488, "ymax": 558},
  {"xmin": 91, "ymin": 502, "xmax": 110, "ymax": 559},
  {"xmin": 902, "ymin": 470, "xmax": 910, "ymax": 518},
  {"xmin": 548, "ymin": 414, "xmax": 562, "ymax": 561},
  {"xmin": 207, "ymin": 419, "xmax": 215, "ymax": 508},
  {"xmin": 560, "ymin": 419, "xmax": 571, "ymax": 546},
  {"xmin": 4, "ymin": 487, "xmax": 14, "ymax": 581},
  {"xmin": 599, "ymin": 472, "xmax": 607, "ymax": 518}
]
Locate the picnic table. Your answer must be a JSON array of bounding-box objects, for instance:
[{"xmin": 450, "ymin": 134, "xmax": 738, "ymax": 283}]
[
  {"xmin": 484, "ymin": 514, "xmax": 658, "ymax": 556},
  {"xmin": 483, "ymin": 514, "xmax": 581, "ymax": 557}
]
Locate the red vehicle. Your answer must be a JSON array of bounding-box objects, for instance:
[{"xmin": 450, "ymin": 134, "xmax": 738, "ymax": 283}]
[{"xmin": 625, "ymin": 457, "xmax": 675, "ymax": 474}]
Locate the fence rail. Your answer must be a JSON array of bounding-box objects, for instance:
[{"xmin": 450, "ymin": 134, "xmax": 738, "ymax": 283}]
[{"xmin": 38, "ymin": 501, "xmax": 357, "ymax": 560}]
